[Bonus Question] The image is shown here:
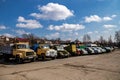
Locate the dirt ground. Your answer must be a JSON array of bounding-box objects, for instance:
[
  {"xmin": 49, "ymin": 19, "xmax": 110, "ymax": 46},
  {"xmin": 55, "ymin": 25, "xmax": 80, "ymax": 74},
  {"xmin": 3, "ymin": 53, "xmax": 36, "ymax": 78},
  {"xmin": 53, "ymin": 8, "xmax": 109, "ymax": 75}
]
[{"xmin": 0, "ymin": 50, "xmax": 120, "ymax": 80}]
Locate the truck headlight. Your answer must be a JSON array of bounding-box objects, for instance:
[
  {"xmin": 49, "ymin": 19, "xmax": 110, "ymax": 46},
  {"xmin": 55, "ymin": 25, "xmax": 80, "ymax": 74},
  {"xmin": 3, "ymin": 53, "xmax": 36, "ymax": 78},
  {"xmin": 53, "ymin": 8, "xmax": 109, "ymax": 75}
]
[
  {"xmin": 46, "ymin": 51, "xmax": 50, "ymax": 56},
  {"xmin": 16, "ymin": 53, "xmax": 23, "ymax": 58}
]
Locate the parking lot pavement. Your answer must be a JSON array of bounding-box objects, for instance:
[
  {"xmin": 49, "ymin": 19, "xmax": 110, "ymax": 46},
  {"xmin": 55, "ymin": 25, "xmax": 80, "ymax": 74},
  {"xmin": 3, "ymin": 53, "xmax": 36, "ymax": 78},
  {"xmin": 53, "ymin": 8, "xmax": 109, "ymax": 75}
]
[{"xmin": 0, "ymin": 50, "xmax": 120, "ymax": 80}]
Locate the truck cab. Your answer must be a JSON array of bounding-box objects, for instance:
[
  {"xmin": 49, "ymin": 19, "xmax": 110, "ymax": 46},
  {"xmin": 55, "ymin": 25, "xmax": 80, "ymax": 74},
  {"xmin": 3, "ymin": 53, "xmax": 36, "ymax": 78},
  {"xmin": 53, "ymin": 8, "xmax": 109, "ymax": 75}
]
[
  {"xmin": 1, "ymin": 42, "xmax": 36, "ymax": 63},
  {"xmin": 31, "ymin": 44, "xmax": 57, "ymax": 60}
]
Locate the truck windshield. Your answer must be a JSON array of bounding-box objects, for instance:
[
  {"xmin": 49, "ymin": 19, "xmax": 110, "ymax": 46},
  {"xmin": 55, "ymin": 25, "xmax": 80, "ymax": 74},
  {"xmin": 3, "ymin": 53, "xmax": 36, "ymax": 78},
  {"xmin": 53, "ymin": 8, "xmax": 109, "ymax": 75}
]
[
  {"xmin": 57, "ymin": 46, "xmax": 64, "ymax": 50},
  {"xmin": 42, "ymin": 45, "xmax": 50, "ymax": 49},
  {"xmin": 17, "ymin": 44, "xmax": 29, "ymax": 49}
]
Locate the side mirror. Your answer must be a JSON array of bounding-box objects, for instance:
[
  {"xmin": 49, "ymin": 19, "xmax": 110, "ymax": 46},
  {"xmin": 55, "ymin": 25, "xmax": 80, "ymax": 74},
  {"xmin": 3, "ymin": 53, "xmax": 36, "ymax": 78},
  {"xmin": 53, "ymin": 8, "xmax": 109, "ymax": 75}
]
[{"xmin": 12, "ymin": 45, "xmax": 16, "ymax": 49}]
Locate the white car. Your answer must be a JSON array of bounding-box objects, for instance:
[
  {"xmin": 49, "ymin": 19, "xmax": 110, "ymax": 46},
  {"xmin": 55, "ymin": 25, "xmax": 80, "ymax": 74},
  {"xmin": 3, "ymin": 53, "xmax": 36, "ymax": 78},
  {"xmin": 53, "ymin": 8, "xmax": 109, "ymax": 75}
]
[
  {"xmin": 81, "ymin": 49, "xmax": 88, "ymax": 55},
  {"xmin": 85, "ymin": 47, "xmax": 95, "ymax": 54},
  {"xmin": 92, "ymin": 47, "xmax": 102, "ymax": 54},
  {"xmin": 46, "ymin": 49, "xmax": 57, "ymax": 59},
  {"xmin": 97, "ymin": 47, "xmax": 106, "ymax": 53}
]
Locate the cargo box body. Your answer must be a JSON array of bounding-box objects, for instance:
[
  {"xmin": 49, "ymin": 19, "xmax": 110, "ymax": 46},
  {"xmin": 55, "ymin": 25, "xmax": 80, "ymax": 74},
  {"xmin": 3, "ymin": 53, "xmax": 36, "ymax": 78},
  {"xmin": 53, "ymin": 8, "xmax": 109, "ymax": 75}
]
[{"xmin": 0, "ymin": 45, "xmax": 12, "ymax": 55}]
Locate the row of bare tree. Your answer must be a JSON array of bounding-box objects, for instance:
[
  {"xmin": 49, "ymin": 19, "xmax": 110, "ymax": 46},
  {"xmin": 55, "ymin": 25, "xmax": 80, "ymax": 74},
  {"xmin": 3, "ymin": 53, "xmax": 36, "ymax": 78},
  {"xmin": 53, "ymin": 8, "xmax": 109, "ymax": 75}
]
[{"xmin": 20, "ymin": 30, "xmax": 120, "ymax": 47}]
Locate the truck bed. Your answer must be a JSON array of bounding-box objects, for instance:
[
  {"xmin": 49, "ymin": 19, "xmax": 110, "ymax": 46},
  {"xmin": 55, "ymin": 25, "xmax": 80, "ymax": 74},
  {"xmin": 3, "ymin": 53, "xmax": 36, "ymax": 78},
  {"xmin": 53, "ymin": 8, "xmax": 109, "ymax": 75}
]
[{"xmin": 0, "ymin": 45, "xmax": 12, "ymax": 54}]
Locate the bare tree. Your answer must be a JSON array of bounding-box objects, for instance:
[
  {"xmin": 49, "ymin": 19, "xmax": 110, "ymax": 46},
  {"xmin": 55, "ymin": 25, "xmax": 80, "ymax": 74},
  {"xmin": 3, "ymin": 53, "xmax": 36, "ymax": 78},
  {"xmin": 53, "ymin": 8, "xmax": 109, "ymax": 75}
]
[
  {"xmin": 108, "ymin": 35, "xmax": 113, "ymax": 46},
  {"xmin": 99, "ymin": 36, "xmax": 108, "ymax": 46},
  {"xmin": 115, "ymin": 30, "xmax": 120, "ymax": 43},
  {"xmin": 115, "ymin": 30, "xmax": 120, "ymax": 47},
  {"xmin": 83, "ymin": 34, "xmax": 91, "ymax": 43},
  {"xmin": 22, "ymin": 33, "xmax": 38, "ymax": 45}
]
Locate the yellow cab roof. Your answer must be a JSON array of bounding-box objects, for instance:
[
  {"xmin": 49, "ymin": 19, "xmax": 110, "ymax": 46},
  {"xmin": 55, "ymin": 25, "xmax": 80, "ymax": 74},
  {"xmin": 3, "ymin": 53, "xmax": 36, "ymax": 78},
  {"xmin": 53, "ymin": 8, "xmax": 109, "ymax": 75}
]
[{"xmin": 15, "ymin": 42, "xmax": 29, "ymax": 45}]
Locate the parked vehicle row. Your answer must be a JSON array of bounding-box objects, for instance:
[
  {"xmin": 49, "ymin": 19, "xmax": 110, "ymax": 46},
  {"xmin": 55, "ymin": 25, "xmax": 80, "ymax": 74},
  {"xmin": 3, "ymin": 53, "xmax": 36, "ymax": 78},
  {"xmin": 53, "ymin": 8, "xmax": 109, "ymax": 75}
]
[
  {"xmin": 0, "ymin": 43, "xmax": 116, "ymax": 64},
  {"xmin": 76, "ymin": 45, "xmax": 114, "ymax": 55}
]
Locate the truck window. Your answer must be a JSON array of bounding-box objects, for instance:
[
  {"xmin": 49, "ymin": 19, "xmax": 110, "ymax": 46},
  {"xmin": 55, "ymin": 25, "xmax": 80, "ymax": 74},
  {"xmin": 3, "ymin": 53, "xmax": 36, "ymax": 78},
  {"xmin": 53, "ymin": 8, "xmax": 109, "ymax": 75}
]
[
  {"xmin": 42, "ymin": 45, "xmax": 49, "ymax": 49},
  {"xmin": 57, "ymin": 46, "xmax": 64, "ymax": 50},
  {"xmin": 17, "ymin": 44, "xmax": 29, "ymax": 49}
]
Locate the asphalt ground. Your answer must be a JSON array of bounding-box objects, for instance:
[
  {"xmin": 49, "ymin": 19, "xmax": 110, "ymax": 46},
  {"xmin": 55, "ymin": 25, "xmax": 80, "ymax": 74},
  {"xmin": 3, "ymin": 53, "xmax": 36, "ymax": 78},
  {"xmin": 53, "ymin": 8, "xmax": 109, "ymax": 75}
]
[{"xmin": 0, "ymin": 49, "xmax": 120, "ymax": 80}]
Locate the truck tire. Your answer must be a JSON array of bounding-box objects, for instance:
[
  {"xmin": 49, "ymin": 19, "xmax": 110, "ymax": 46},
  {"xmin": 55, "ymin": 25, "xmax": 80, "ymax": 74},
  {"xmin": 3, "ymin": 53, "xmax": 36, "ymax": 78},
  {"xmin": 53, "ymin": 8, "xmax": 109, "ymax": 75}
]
[
  {"xmin": 3, "ymin": 54, "xmax": 9, "ymax": 62},
  {"xmin": 65, "ymin": 54, "xmax": 69, "ymax": 58},
  {"xmin": 15, "ymin": 55, "xmax": 23, "ymax": 64},
  {"xmin": 0, "ymin": 53, "xmax": 3, "ymax": 60},
  {"xmin": 51, "ymin": 56, "xmax": 56, "ymax": 60},
  {"xmin": 41, "ymin": 53, "xmax": 46, "ymax": 61},
  {"xmin": 59, "ymin": 52, "xmax": 64, "ymax": 58},
  {"xmin": 31, "ymin": 57, "xmax": 36, "ymax": 62}
]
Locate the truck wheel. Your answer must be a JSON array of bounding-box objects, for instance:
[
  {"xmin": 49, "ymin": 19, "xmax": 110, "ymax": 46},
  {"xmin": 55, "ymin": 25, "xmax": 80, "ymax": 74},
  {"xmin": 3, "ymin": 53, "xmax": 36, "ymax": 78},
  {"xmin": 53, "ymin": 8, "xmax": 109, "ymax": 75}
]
[
  {"xmin": 31, "ymin": 57, "xmax": 36, "ymax": 62},
  {"xmin": 59, "ymin": 52, "xmax": 64, "ymax": 58},
  {"xmin": 60, "ymin": 55, "xmax": 63, "ymax": 59},
  {"xmin": 51, "ymin": 57, "xmax": 56, "ymax": 60},
  {"xmin": 16, "ymin": 56, "xmax": 23, "ymax": 64},
  {"xmin": 41, "ymin": 54, "xmax": 46, "ymax": 61},
  {"xmin": 3, "ymin": 54, "xmax": 9, "ymax": 62},
  {"xmin": 65, "ymin": 55, "xmax": 69, "ymax": 58}
]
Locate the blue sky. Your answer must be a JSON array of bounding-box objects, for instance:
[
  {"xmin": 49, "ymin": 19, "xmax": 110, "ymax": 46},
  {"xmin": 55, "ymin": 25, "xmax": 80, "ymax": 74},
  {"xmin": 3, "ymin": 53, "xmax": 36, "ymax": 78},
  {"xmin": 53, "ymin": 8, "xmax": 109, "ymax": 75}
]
[{"xmin": 0, "ymin": 0, "xmax": 120, "ymax": 41}]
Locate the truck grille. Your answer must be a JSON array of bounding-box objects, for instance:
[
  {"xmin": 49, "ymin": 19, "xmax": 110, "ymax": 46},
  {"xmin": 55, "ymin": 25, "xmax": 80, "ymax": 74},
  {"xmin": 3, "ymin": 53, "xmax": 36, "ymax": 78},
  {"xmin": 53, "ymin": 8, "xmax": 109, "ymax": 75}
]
[
  {"xmin": 26, "ymin": 52, "xmax": 34, "ymax": 56},
  {"xmin": 50, "ymin": 51, "xmax": 54, "ymax": 54}
]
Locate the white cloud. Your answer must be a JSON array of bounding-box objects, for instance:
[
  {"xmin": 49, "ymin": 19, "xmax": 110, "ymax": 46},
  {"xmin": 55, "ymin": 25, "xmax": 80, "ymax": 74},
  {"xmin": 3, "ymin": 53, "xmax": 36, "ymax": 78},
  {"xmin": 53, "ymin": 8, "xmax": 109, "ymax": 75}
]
[
  {"xmin": 119, "ymin": 21, "xmax": 120, "ymax": 24},
  {"xmin": 45, "ymin": 32, "xmax": 60, "ymax": 39},
  {"xmin": 0, "ymin": 25, "xmax": 6, "ymax": 30},
  {"xmin": 75, "ymin": 32, "xmax": 79, "ymax": 36},
  {"xmin": 80, "ymin": 36, "xmax": 83, "ymax": 39},
  {"xmin": 103, "ymin": 24, "xmax": 117, "ymax": 28},
  {"xmin": 84, "ymin": 15, "xmax": 102, "ymax": 23},
  {"xmin": 84, "ymin": 14, "xmax": 116, "ymax": 23},
  {"xmin": 103, "ymin": 17, "xmax": 112, "ymax": 21},
  {"xmin": 48, "ymin": 23, "xmax": 85, "ymax": 32},
  {"xmin": 16, "ymin": 29, "xmax": 30, "ymax": 35},
  {"xmin": 94, "ymin": 31, "xmax": 99, "ymax": 33},
  {"xmin": 108, "ymin": 29, "xmax": 113, "ymax": 31},
  {"xmin": 103, "ymin": 30, "xmax": 109, "ymax": 33},
  {"xmin": 111, "ymin": 15, "xmax": 117, "ymax": 18},
  {"xmin": 16, "ymin": 16, "xmax": 43, "ymax": 29},
  {"xmin": 3, "ymin": 33, "xmax": 14, "ymax": 38},
  {"xmin": 30, "ymin": 3, "xmax": 74, "ymax": 21},
  {"xmin": 87, "ymin": 32, "xmax": 93, "ymax": 34}
]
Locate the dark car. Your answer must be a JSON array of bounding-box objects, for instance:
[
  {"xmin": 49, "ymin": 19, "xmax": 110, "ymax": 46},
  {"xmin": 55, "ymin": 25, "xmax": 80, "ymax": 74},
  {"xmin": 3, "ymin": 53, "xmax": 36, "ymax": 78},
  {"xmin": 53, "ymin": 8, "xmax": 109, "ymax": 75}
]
[
  {"xmin": 53, "ymin": 45, "xmax": 70, "ymax": 58},
  {"xmin": 103, "ymin": 47, "xmax": 112, "ymax": 52}
]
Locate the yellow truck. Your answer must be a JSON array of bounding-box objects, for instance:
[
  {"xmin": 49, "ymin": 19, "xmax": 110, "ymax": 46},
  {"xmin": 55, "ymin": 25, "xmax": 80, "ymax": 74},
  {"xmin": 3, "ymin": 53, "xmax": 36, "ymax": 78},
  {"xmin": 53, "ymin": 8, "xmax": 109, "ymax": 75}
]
[
  {"xmin": 0, "ymin": 42, "xmax": 37, "ymax": 63},
  {"xmin": 64, "ymin": 44, "xmax": 81, "ymax": 56},
  {"xmin": 31, "ymin": 44, "xmax": 57, "ymax": 60}
]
